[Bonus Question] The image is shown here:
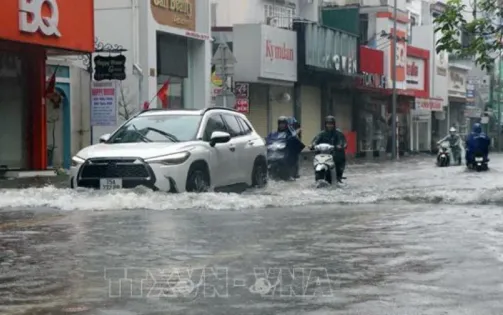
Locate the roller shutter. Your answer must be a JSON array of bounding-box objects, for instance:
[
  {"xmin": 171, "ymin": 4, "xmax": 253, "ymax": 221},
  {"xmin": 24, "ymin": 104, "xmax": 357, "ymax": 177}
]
[
  {"xmin": 332, "ymin": 93, "xmax": 352, "ymax": 132},
  {"xmin": 270, "ymin": 85, "xmax": 293, "ymax": 129},
  {"xmin": 248, "ymin": 84, "xmax": 268, "ymax": 137},
  {"xmin": 300, "ymin": 85, "xmax": 321, "ymax": 146}
]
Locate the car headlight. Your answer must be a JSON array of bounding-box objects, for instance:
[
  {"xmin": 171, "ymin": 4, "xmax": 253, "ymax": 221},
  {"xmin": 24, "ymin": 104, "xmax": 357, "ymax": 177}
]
[
  {"xmin": 145, "ymin": 151, "xmax": 191, "ymax": 165},
  {"xmin": 71, "ymin": 156, "xmax": 85, "ymax": 167}
]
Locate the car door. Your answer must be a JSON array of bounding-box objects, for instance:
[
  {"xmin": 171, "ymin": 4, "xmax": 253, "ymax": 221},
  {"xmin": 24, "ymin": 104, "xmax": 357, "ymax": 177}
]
[
  {"xmin": 202, "ymin": 114, "xmax": 235, "ymax": 188},
  {"xmin": 221, "ymin": 114, "xmax": 247, "ymax": 184},
  {"xmin": 235, "ymin": 116, "xmax": 262, "ymax": 182}
]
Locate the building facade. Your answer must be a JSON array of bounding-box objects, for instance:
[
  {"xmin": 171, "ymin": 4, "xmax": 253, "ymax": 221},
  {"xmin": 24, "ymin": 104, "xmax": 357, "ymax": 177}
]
[
  {"xmin": 93, "ymin": 0, "xmax": 212, "ymax": 112},
  {"xmin": 233, "ymin": 24, "xmax": 297, "ymax": 137},
  {"xmin": 0, "ymin": 0, "xmax": 94, "ymax": 170},
  {"xmin": 355, "ymin": 46, "xmax": 388, "ymax": 157},
  {"xmin": 294, "ymin": 22, "xmax": 359, "ymax": 152}
]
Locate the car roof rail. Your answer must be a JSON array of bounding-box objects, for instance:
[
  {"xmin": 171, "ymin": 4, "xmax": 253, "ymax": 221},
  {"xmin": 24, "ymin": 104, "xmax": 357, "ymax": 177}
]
[
  {"xmin": 135, "ymin": 108, "xmax": 167, "ymax": 117},
  {"xmin": 202, "ymin": 107, "xmax": 238, "ymax": 114}
]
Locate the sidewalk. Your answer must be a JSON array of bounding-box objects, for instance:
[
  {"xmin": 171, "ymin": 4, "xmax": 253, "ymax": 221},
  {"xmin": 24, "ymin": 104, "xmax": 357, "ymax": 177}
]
[{"xmin": 0, "ymin": 174, "xmax": 69, "ymax": 189}]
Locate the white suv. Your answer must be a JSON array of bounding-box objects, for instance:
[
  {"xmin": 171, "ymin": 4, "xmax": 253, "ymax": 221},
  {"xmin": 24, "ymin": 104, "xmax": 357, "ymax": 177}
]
[{"xmin": 70, "ymin": 107, "xmax": 267, "ymax": 193}]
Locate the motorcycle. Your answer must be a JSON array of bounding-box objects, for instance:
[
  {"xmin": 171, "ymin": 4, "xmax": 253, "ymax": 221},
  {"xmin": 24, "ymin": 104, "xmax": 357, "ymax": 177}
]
[
  {"xmin": 313, "ymin": 143, "xmax": 336, "ymax": 186},
  {"xmin": 470, "ymin": 151, "xmax": 489, "ymax": 172},
  {"xmin": 266, "ymin": 140, "xmax": 292, "ymax": 180},
  {"xmin": 436, "ymin": 141, "xmax": 451, "ymax": 167}
]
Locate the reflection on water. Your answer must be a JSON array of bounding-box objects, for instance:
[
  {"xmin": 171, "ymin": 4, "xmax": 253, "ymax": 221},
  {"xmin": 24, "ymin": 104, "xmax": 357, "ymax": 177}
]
[{"xmin": 1, "ymin": 204, "xmax": 503, "ymax": 314}]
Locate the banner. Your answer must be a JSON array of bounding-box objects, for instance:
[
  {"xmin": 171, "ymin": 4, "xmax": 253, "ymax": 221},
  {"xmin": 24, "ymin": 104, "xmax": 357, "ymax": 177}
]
[{"xmin": 91, "ymin": 81, "xmax": 117, "ymax": 126}]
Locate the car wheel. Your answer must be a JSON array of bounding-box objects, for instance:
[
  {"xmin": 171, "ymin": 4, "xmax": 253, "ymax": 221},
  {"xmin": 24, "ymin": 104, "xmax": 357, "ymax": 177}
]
[
  {"xmin": 252, "ymin": 159, "xmax": 268, "ymax": 188},
  {"xmin": 186, "ymin": 167, "xmax": 210, "ymax": 193}
]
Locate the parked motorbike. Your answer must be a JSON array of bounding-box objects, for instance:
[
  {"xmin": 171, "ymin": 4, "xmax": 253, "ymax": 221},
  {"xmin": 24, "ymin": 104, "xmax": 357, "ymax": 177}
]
[
  {"xmin": 313, "ymin": 144, "xmax": 336, "ymax": 187},
  {"xmin": 436, "ymin": 141, "xmax": 451, "ymax": 167},
  {"xmin": 267, "ymin": 140, "xmax": 291, "ymax": 180}
]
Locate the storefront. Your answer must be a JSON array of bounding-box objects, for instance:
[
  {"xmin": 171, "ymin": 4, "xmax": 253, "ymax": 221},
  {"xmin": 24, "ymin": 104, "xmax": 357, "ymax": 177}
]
[
  {"xmin": 448, "ymin": 64, "xmax": 469, "ymax": 136},
  {"xmin": 293, "ymin": 21, "xmax": 358, "ymax": 150},
  {"xmin": 0, "ymin": 0, "xmax": 94, "ymax": 170},
  {"xmin": 233, "ymin": 24, "xmax": 297, "ymax": 138},
  {"xmin": 355, "ymin": 46, "xmax": 388, "ymax": 157},
  {"xmin": 144, "ymin": 0, "xmax": 212, "ymax": 109},
  {"xmin": 405, "ymin": 45, "xmax": 435, "ymax": 152}
]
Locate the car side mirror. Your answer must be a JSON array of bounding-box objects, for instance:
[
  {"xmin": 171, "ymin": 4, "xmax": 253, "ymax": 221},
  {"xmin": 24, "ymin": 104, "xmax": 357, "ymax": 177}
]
[
  {"xmin": 209, "ymin": 131, "xmax": 231, "ymax": 147},
  {"xmin": 99, "ymin": 133, "xmax": 111, "ymax": 143}
]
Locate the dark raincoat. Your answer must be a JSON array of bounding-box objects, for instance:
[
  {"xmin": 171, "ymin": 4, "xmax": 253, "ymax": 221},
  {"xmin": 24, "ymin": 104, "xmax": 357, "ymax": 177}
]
[
  {"xmin": 311, "ymin": 128, "xmax": 347, "ymax": 162},
  {"xmin": 266, "ymin": 130, "xmax": 305, "ymax": 164},
  {"xmin": 465, "ymin": 125, "xmax": 490, "ymax": 162}
]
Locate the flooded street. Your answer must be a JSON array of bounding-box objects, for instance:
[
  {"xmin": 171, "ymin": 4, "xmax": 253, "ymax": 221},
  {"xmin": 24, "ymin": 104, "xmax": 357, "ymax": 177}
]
[{"xmin": 1, "ymin": 155, "xmax": 503, "ymax": 314}]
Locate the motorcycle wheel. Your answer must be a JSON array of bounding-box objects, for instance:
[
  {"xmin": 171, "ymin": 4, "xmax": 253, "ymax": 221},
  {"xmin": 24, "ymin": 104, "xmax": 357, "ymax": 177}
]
[{"xmin": 315, "ymin": 170, "xmax": 325, "ymax": 181}]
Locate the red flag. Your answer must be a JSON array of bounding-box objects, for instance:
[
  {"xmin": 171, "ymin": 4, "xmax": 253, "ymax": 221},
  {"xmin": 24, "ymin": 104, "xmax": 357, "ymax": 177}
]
[
  {"xmin": 156, "ymin": 80, "xmax": 170, "ymax": 109},
  {"xmin": 45, "ymin": 67, "xmax": 58, "ymax": 97}
]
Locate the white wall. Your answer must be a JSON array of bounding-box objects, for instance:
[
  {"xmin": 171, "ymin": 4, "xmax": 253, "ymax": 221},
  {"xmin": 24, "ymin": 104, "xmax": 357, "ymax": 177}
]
[
  {"xmin": 212, "ymin": 0, "xmax": 320, "ymax": 26},
  {"xmin": 139, "ymin": 0, "xmax": 212, "ymax": 111},
  {"xmin": 93, "ymin": 0, "xmax": 141, "ymax": 140}
]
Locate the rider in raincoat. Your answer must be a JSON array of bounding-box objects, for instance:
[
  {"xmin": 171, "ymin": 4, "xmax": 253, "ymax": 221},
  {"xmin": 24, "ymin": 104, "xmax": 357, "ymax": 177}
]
[
  {"xmin": 465, "ymin": 123, "xmax": 490, "ymax": 165},
  {"xmin": 311, "ymin": 115, "xmax": 347, "ymax": 183},
  {"xmin": 266, "ymin": 116, "xmax": 305, "ymax": 178},
  {"xmin": 437, "ymin": 126, "xmax": 463, "ymax": 163}
]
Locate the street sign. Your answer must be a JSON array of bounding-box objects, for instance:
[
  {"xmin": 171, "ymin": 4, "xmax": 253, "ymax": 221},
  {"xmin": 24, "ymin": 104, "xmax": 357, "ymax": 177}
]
[
  {"xmin": 235, "ymin": 98, "xmax": 249, "ymax": 113},
  {"xmin": 211, "ymin": 43, "xmax": 237, "ymax": 65},
  {"xmin": 212, "ymin": 43, "xmax": 236, "ymax": 77},
  {"xmin": 235, "ymin": 82, "xmax": 249, "ymax": 98},
  {"xmin": 214, "ymin": 64, "xmax": 234, "ymax": 76}
]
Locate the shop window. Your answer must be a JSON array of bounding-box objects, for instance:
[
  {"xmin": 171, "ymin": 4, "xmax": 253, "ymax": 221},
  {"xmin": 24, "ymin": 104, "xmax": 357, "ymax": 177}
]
[
  {"xmin": 156, "ymin": 76, "xmax": 184, "ymax": 109},
  {"xmin": 408, "ymin": 13, "xmax": 418, "ymax": 43},
  {"xmin": 264, "ymin": 3, "xmax": 296, "ymax": 29}
]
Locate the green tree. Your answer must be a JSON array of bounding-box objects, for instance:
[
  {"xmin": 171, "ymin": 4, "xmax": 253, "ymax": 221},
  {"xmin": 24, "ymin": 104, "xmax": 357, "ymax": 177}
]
[{"xmin": 434, "ymin": 0, "xmax": 502, "ymax": 71}]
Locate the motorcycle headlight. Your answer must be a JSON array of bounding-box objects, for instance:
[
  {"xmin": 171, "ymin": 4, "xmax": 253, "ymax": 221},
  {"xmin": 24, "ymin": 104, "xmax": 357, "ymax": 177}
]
[
  {"xmin": 71, "ymin": 156, "xmax": 85, "ymax": 167},
  {"xmin": 145, "ymin": 151, "xmax": 191, "ymax": 165}
]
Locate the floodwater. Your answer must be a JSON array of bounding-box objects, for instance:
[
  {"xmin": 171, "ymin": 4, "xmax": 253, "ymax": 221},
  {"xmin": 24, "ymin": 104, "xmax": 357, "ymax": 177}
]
[{"xmin": 1, "ymin": 155, "xmax": 503, "ymax": 314}]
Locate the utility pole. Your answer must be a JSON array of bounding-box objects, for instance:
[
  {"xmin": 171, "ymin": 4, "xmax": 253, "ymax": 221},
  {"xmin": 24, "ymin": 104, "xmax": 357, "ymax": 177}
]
[
  {"xmin": 212, "ymin": 41, "xmax": 237, "ymax": 108},
  {"xmin": 498, "ymin": 56, "xmax": 501, "ymax": 150},
  {"xmin": 391, "ymin": 0, "xmax": 398, "ymax": 160},
  {"xmin": 498, "ymin": 14, "xmax": 502, "ymax": 151}
]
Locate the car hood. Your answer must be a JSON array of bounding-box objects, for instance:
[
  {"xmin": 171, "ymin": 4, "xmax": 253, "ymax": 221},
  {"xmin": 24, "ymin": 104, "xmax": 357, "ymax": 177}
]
[{"xmin": 76, "ymin": 142, "xmax": 197, "ymax": 160}]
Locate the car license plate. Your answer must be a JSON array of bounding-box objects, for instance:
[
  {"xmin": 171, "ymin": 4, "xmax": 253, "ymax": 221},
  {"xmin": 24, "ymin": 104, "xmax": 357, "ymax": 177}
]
[
  {"xmin": 268, "ymin": 152, "xmax": 284, "ymax": 160},
  {"xmin": 100, "ymin": 178, "xmax": 122, "ymax": 190},
  {"xmin": 475, "ymin": 157, "xmax": 483, "ymax": 162}
]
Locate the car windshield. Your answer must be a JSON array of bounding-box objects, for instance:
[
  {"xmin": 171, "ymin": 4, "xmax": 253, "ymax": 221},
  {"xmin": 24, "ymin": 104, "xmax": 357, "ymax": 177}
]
[{"xmin": 108, "ymin": 114, "xmax": 201, "ymax": 143}]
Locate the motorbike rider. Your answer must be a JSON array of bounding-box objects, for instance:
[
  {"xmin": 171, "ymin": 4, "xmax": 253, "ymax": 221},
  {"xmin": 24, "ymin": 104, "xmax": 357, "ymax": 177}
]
[
  {"xmin": 437, "ymin": 126, "xmax": 463, "ymax": 163},
  {"xmin": 310, "ymin": 116, "xmax": 347, "ymax": 183},
  {"xmin": 465, "ymin": 122, "xmax": 490, "ymax": 166},
  {"xmin": 266, "ymin": 116, "xmax": 305, "ymax": 179},
  {"xmin": 287, "ymin": 117, "xmax": 302, "ymax": 178}
]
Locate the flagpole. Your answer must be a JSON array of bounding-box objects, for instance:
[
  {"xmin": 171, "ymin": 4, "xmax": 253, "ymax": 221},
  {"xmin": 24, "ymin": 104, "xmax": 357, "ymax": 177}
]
[{"xmin": 144, "ymin": 80, "xmax": 169, "ymax": 109}]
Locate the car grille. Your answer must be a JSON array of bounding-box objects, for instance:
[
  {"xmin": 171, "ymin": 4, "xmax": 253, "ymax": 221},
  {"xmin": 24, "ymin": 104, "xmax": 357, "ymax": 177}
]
[{"xmin": 80, "ymin": 158, "xmax": 150, "ymax": 179}]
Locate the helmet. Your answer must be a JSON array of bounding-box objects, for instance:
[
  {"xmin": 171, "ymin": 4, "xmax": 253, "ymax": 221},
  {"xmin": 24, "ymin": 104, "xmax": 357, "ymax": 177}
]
[
  {"xmin": 277, "ymin": 116, "xmax": 288, "ymax": 124},
  {"xmin": 472, "ymin": 123, "xmax": 482, "ymax": 134},
  {"xmin": 449, "ymin": 127, "xmax": 456, "ymax": 133},
  {"xmin": 324, "ymin": 115, "xmax": 336, "ymax": 124},
  {"xmin": 277, "ymin": 116, "xmax": 288, "ymax": 131}
]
